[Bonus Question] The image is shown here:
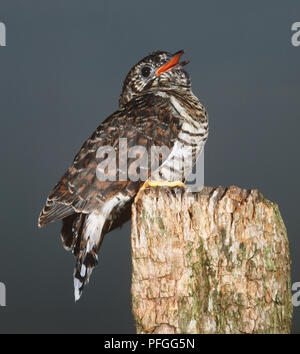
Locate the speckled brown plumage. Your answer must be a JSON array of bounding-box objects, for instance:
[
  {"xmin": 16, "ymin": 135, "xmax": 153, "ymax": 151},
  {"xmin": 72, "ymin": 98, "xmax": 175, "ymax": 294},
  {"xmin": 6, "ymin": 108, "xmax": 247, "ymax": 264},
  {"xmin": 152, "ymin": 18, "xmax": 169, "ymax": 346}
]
[{"xmin": 38, "ymin": 50, "xmax": 208, "ymax": 301}]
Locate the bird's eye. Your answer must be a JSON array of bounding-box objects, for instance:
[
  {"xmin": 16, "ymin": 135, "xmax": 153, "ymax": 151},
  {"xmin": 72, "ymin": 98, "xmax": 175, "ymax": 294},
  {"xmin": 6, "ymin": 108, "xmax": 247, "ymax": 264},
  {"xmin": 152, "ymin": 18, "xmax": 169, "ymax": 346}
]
[{"xmin": 141, "ymin": 66, "xmax": 151, "ymax": 78}]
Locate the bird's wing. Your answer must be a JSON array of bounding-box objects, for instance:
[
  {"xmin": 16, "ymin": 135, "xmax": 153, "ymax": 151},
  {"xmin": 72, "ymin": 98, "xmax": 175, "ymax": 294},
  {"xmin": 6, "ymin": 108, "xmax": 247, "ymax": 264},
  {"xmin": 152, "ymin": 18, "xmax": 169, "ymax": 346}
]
[{"xmin": 38, "ymin": 93, "xmax": 181, "ymax": 228}]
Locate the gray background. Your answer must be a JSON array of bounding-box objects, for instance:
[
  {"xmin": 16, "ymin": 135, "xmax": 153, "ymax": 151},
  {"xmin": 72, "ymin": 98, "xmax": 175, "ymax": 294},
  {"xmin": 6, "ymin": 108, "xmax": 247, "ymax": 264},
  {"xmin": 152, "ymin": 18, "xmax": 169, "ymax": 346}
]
[{"xmin": 0, "ymin": 0, "xmax": 299, "ymax": 333}]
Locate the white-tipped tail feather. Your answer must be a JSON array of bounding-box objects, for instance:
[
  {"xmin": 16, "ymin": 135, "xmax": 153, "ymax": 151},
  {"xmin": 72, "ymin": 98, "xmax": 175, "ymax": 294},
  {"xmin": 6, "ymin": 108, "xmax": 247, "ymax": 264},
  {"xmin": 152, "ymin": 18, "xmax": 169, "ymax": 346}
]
[
  {"xmin": 73, "ymin": 193, "xmax": 131, "ymax": 301},
  {"xmin": 73, "ymin": 211, "xmax": 105, "ymax": 302}
]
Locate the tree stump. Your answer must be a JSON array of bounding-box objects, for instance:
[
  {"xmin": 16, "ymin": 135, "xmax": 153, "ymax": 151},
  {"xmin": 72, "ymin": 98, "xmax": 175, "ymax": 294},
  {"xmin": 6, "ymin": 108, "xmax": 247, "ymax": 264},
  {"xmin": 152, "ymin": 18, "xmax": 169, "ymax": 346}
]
[{"xmin": 131, "ymin": 186, "xmax": 292, "ymax": 334}]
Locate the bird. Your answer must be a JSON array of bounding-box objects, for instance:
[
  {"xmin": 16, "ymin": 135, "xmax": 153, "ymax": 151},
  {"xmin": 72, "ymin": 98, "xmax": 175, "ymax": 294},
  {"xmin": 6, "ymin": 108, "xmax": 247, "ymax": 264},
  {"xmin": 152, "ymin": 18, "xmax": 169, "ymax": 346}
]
[{"xmin": 38, "ymin": 50, "xmax": 209, "ymax": 301}]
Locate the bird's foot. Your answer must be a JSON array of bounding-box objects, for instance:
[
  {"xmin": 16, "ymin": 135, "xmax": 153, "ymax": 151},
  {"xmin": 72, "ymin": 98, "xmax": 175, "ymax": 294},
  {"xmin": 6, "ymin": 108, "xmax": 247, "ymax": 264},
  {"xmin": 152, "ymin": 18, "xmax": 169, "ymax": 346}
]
[{"xmin": 134, "ymin": 180, "xmax": 186, "ymax": 203}]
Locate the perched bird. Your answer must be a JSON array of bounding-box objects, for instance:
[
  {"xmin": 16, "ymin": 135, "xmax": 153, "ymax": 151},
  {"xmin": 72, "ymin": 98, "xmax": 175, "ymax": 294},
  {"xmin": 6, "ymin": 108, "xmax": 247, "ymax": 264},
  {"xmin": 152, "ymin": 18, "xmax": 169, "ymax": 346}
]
[{"xmin": 38, "ymin": 50, "xmax": 208, "ymax": 301}]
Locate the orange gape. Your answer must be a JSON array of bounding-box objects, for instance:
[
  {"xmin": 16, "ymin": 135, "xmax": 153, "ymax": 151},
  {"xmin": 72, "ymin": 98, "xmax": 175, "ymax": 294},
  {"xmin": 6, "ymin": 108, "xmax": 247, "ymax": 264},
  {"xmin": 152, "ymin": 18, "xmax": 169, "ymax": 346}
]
[{"xmin": 156, "ymin": 51, "xmax": 184, "ymax": 76}]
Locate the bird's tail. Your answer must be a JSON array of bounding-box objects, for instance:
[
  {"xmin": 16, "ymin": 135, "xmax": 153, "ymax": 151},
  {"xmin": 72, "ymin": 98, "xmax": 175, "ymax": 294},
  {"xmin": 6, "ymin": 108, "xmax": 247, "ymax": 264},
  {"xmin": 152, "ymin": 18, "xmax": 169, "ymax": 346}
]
[{"xmin": 61, "ymin": 212, "xmax": 106, "ymax": 301}]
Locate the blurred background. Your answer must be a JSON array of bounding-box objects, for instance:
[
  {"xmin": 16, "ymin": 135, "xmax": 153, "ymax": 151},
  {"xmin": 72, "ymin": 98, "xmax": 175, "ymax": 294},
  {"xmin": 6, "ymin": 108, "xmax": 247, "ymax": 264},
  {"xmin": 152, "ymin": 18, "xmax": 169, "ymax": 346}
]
[{"xmin": 0, "ymin": 0, "xmax": 299, "ymax": 333}]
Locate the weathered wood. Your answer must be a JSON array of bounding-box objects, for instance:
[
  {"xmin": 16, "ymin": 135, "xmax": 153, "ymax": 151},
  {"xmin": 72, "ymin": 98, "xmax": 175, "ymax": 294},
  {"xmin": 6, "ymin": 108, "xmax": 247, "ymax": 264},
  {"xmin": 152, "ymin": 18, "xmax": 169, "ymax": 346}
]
[{"xmin": 131, "ymin": 186, "xmax": 292, "ymax": 334}]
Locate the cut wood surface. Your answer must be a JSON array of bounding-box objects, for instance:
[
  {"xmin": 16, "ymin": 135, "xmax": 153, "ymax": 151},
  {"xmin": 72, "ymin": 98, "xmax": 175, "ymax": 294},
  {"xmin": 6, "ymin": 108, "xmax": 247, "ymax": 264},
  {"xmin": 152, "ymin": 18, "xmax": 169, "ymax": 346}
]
[{"xmin": 131, "ymin": 186, "xmax": 292, "ymax": 334}]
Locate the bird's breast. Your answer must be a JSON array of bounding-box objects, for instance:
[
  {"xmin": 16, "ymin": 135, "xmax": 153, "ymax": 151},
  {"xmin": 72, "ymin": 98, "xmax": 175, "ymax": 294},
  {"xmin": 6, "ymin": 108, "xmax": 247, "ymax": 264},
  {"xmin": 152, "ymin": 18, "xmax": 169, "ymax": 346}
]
[
  {"xmin": 170, "ymin": 94, "xmax": 208, "ymax": 150},
  {"xmin": 151, "ymin": 93, "xmax": 208, "ymax": 182}
]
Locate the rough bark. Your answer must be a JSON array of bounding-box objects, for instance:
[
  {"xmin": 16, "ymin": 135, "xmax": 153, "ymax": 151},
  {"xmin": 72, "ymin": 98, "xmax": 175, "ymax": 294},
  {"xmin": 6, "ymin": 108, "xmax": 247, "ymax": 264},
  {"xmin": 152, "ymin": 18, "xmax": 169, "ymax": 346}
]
[{"xmin": 131, "ymin": 186, "xmax": 292, "ymax": 334}]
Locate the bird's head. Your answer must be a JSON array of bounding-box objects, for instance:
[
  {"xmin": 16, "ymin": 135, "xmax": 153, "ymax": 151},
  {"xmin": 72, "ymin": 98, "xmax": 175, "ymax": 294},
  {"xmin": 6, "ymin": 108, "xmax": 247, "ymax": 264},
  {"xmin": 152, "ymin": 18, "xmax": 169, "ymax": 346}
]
[{"xmin": 119, "ymin": 50, "xmax": 190, "ymax": 107}]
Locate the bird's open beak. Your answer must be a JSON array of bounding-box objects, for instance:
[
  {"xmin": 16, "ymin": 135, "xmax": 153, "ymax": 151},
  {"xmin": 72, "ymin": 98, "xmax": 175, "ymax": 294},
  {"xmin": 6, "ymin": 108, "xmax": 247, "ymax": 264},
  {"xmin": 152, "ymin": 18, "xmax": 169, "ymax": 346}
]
[{"xmin": 156, "ymin": 50, "xmax": 189, "ymax": 76}]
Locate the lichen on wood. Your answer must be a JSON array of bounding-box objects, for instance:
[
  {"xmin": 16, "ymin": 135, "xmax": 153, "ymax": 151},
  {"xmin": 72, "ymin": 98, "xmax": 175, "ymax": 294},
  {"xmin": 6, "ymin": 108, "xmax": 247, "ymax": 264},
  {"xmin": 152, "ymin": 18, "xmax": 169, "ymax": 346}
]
[{"xmin": 131, "ymin": 186, "xmax": 292, "ymax": 334}]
